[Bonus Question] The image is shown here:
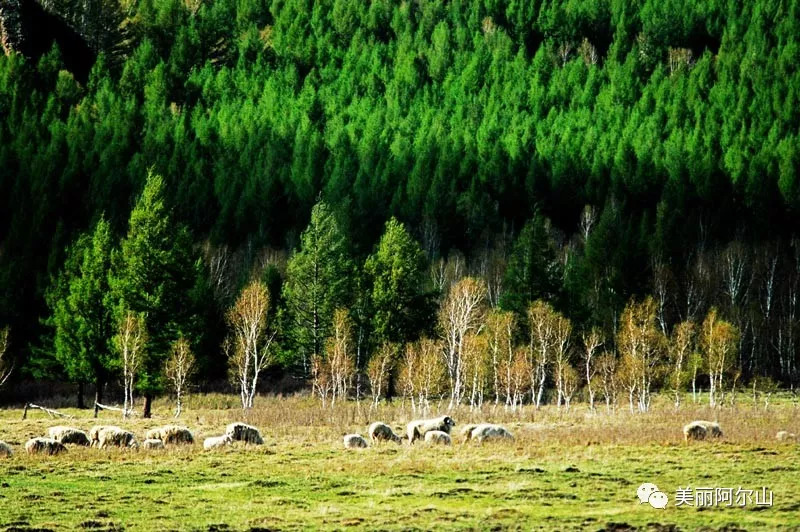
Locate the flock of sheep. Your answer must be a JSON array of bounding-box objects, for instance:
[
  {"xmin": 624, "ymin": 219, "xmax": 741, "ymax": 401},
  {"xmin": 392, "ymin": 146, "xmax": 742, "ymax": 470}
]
[
  {"xmin": 343, "ymin": 416, "xmax": 514, "ymax": 448},
  {"xmin": 346, "ymin": 416, "xmax": 797, "ymax": 448},
  {"xmin": 0, "ymin": 421, "xmax": 264, "ymax": 457},
  {"xmin": 681, "ymin": 420, "xmax": 798, "ymax": 442},
  {"xmin": 0, "ymin": 415, "xmax": 795, "ymax": 459}
]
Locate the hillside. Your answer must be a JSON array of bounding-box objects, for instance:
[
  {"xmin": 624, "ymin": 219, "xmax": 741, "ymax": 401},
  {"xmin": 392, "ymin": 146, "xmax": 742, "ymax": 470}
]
[{"xmin": 1, "ymin": 0, "xmax": 799, "ymax": 395}]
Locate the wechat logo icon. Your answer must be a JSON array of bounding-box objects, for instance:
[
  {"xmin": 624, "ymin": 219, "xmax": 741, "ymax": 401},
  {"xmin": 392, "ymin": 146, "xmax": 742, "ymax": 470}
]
[{"xmin": 637, "ymin": 482, "xmax": 668, "ymax": 509}]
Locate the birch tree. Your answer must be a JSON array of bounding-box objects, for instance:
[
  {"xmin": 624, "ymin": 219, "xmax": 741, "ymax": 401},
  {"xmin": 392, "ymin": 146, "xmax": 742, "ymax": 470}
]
[
  {"xmin": 617, "ymin": 353, "xmax": 639, "ymax": 413},
  {"xmin": 0, "ymin": 327, "xmax": 12, "ymax": 389},
  {"xmin": 367, "ymin": 342, "xmax": 395, "ymax": 408},
  {"xmin": 581, "ymin": 328, "xmax": 603, "ymax": 411},
  {"xmin": 485, "ymin": 310, "xmax": 515, "ymax": 405},
  {"xmin": 399, "ymin": 338, "xmax": 446, "ymax": 414},
  {"xmin": 562, "ymin": 364, "xmax": 580, "ymax": 409},
  {"xmin": 310, "ymin": 347, "xmax": 332, "ymax": 407},
  {"xmin": 596, "ymin": 352, "xmax": 618, "ymax": 411},
  {"xmin": 687, "ymin": 349, "xmax": 703, "ymax": 403},
  {"xmin": 463, "ymin": 332, "xmax": 490, "ymax": 409},
  {"xmin": 326, "ymin": 309, "xmax": 356, "ymax": 405},
  {"xmin": 226, "ymin": 280, "xmax": 275, "ymax": 409},
  {"xmin": 616, "ymin": 297, "xmax": 666, "ymax": 412},
  {"xmin": 527, "ymin": 300, "xmax": 568, "ymax": 408},
  {"xmin": 165, "ymin": 336, "xmax": 195, "ymax": 417},
  {"xmin": 551, "ymin": 315, "xmax": 572, "ymax": 408},
  {"xmin": 701, "ymin": 308, "xmax": 739, "ymax": 408},
  {"xmin": 668, "ymin": 321, "xmax": 695, "ymax": 408},
  {"xmin": 439, "ymin": 277, "xmax": 487, "ymax": 408},
  {"xmin": 113, "ymin": 311, "xmax": 147, "ymax": 418}
]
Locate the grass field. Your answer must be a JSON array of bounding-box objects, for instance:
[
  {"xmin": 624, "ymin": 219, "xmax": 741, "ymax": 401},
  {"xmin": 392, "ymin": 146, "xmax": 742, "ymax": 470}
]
[{"xmin": 1, "ymin": 394, "xmax": 799, "ymax": 531}]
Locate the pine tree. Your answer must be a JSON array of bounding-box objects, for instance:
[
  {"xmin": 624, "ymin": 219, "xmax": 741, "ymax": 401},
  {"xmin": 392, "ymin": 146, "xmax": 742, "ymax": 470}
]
[
  {"xmin": 283, "ymin": 200, "xmax": 354, "ymax": 375},
  {"xmin": 45, "ymin": 216, "xmax": 114, "ymax": 407},
  {"xmin": 365, "ymin": 218, "xmax": 433, "ymax": 347},
  {"xmin": 500, "ymin": 210, "xmax": 562, "ymax": 317},
  {"xmin": 108, "ymin": 171, "xmax": 198, "ymax": 417}
]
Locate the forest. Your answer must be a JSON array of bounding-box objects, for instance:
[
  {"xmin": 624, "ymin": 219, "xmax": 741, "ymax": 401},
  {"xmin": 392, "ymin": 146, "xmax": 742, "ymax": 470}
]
[{"xmin": 1, "ymin": 0, "xmax": 799, "ymax": 413}]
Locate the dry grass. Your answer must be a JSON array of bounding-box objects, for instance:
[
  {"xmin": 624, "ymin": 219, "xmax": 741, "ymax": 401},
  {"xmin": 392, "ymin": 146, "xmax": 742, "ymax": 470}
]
[{"xmin": 0, "ymin": 393, "xmax": 799, "ymax": 530}]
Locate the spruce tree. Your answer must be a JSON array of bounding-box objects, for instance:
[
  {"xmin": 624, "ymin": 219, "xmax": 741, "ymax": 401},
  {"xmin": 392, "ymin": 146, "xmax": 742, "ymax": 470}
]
[
  {"xmin": 365, "ymin": 217, "xmax": 433, "ymax": 347},
  {"xmin": 108, "ymin": 172, "xmax": 197, "ymax": 417},
  {"xmin": 45, "ymin": 217, "xmax": 114, "ymax": 407},
  {"xmin": 283, "ymin": 200, "xmax": 354, "ymax": 375},
  {"xmin": 500, "ymin": 211, "xmax": 562, "ymax": 317}
]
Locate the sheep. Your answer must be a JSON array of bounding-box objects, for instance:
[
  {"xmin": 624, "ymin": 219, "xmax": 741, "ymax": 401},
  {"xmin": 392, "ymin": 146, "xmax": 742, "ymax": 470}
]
[
  {"xmin": 406, "ymin": 416, "xmax": 456, "ymax": 444},
  {"xmin": 776, "ymin": 430, "xmax": 797, "ymax": 441},
  {"xmin": 25, "ymin": 437, "xmax": 67, "ymax": 456},
  {"xmin": 145, "ymin": 425, "xmax": 194, "ymax": 445},
  {"xmin": 683, "ymin": 420, "xmax": 723, "ymax": 442},
  {"xmin": 48, "ymin": 426, "xmax": 90, "ymax": 446},
  {"xmin": 424, "ymin": 430, "xmax": 452, "ymax": 445},
  {"xmin": 343, "ymin": 434, "xmax": 368, "ymax": 449},
  {"xmin": 468, "ymin": 423, "xmax": 514, "ymax": 443},
  {"xmin": 89, "ymin": 425, "xmax": 120, "ymax": 447},
  {"xmin": 459, "ymin": 424, "xmax": 479, "ymax": 443},
  {"xmin": 143, "ymin": 439, "xmax": 164, "ymax": 450},
  {"xmin": 203, "ymin": 434, "xmax": 233, "ymax": 450},
  {"xmin": 0, "ymin": 441, "xmax": 12, "ymax": 457},
  {"xmin": 368, "ymin": 422, "xmax": 402, "ymax": 444},
  {"xmin": 97, "ymin": 427, "xmax": 137, "ymax": 449},
  {"xmin": 226, "ymin": 422, "xmax": 264, "ymax": 444}
]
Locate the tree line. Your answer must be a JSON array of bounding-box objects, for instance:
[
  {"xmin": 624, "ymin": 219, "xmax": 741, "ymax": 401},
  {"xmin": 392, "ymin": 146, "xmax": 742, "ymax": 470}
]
[
  {"xmin": 1, "ymin": 0, "xmax": 799, "ymax": 401},
  {"xmin": 0, "ymin": 171, "xmax": 793, "ymax": 414}
]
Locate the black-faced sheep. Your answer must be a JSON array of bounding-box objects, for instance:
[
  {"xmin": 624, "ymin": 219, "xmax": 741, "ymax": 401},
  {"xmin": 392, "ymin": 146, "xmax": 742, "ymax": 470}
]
[
  {"xmin": 424, "ymin": 430, "xmax": 452, "ymax": 445},
  {"xmin": 203, "ymin": 434, "xmax": 233, "ymax": 450},
  {"xmin": 468, "ymin": 423, "xmax": 514, "ymax": 443},
  {"xmin": 0, "ymin": 441, "xmax": 12, "ymax": 457},
  {"xmin": 48, "ymin": 426, "xmax": 90, "ymax": 446},
  {"xmin": 226, "ymin": 422, "xmax": 263, "ymax": 444},
  {"xmin": 143, "ymin": 438, "xmax": 164, "ymax": 450},
  {"xmin": 406, "ymin": 416, "xmax": 456, "ymax": 444},
  {"xmin": 343, "ymin": 434, "xmax": 368, "ymax": 449},
  {"xmin": 25, "ymin": 437, "xmax": 67, "ymax": 456},
  {"xmin": 683, "ymin": 420, "xmax": 723, "ymax": 442},
  {"xmin": 368, "ymin": 422, "xmax": 402, "ymax": 444},
  {"xmin": 776, "ymin": 430, "xmax": 797, "ymax": 441},
  {"xmin": 97, "ymin": 427, "xmax": 137, "ymax": 449},
  {"xmin": 146, "ymin": 425, "xmax": 194, "ymax": 445}
]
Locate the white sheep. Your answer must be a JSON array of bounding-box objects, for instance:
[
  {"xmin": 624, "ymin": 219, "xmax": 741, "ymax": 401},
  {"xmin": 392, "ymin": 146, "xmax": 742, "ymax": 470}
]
[
  {"xmin": 226, "ymin": 422, "xmax": 263, "ymax": 444},
  {"xmin": 97, "ymin": 427, "xmax": 137, "ymax": 449},
  {"xmin": 0, "ymin": 441, "xmax": 12, "ymax": 457},
  {"xmin": 368, "ymin": 422, "xmax": 402, "ymax": 444},
  {"xmin": 143, "ymin": 438, "xmax": 164, "ymax": 450},
  {"xmin": 407, "ymin": 415, "xmax": 456, "ymax": 444},
  {"xmin": 459, "ymin": 424, "xmax": 479, "ymax": 443},
  {"xmin": 25, "ymin": 437, "xmax": 67, "ymax": 456},
  {"xmin": 89, "ymin": 425, "xmax": 120, "ymax": 447},
  {"xmin": 203, "ymin": 434, "xmax": 233, "ymax": 450},
  {"xmin": 424, "ymin": 430, "xmax": 452, "ymax": 445},
  {"xmin": 48, "ymin": 426, "xmax": 90, "ymax": 446},
  {"xmin": 468, "ymin": 423, "xmax": 514, "ymax": 443},
  {"xmin": 776, "ymin": 430, "xmax": 797, "ymax": 441},
  {"xmin": 683, "ymin": 420, "xmax": 723, "ymax": 442},
  {"xmin": 145, "ymin": 425, "xmax": 194, "ymax": 445},
  {"xmin": 343, "ymin": 434, "xmax": 368, "ymax": 449}
]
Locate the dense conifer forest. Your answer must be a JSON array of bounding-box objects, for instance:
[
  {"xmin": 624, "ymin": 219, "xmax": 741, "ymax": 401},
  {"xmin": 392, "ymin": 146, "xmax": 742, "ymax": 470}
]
[{"xmin": 1, "ymin": 0, "xmax": 799, "ymax": 409}]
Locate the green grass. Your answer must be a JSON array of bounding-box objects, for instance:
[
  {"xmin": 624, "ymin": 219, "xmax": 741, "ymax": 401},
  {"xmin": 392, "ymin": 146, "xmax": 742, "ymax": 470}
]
[{"xmin": 1, "ymin": 396, "xmax": 799, "ymax": 530}]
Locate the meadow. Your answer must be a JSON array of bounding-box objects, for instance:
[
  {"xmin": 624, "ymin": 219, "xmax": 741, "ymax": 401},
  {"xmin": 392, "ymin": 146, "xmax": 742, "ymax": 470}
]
[{"xmin": 1, "ymin": 394, "xmax": 799, "ymax": 531}]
